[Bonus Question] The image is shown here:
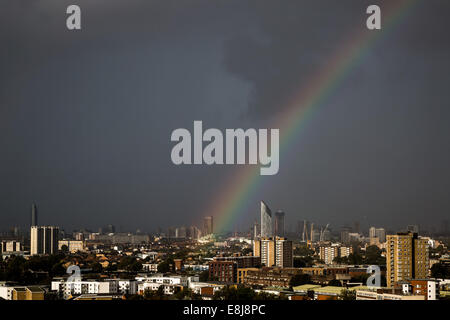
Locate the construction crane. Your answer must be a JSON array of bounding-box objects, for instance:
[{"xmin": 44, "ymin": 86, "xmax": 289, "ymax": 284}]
[
  {"xmin": 320, "ymin": 223, "xmax": 330, "ymax": 242},
  {"xmin": 302, "ymin": 220, "xmax": 308, "ymax": 242}
]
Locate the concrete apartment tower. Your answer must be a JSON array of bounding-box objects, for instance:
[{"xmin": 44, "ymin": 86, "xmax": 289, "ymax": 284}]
[
  {"xmin": 31, "ymin": 226, "xmax": 59, "ymax": 255},
  {"xmin": 386, "ymin": 231, "xmax": 429, "ymax": 287}
]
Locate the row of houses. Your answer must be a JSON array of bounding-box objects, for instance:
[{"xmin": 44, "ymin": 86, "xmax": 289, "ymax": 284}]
[{"xmin": 49, "ymin": 274, "xmax": 225, "ymax": 299}]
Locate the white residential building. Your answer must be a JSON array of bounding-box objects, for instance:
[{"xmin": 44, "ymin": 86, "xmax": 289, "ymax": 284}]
[{"xmin": 51, "ymin": 278, "xmax": 137, "ymax": 299}]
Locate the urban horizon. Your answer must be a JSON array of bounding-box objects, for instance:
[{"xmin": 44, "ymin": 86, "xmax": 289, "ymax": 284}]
[
  {"xmin": 1, "ymin": 201, "xmax": 449, "ymax": 237},
  {"xmin": 1, "ymin": 0, "xmax": 450, "ymax": 309}
]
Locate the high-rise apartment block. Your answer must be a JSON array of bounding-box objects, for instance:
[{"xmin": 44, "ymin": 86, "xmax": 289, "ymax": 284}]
[
  {"xmin": 30, "ymin": 226, "xmax": 59, "ymax": 255},
  {"xmin": 319, "ymin": 244, "xmax": 353, "ymax": 264},
  {"xmin": 253, "ymin": 237, "xmax": 293, "ymax": 268},
  {"xmin": 275, "ymin": 237, "xmax": 293, "ymax": 267},
  {"xmin": 386, "ymin": 232, "xmax": 429, "ymax": 287},
  {"xmin": 319, "ymin": 245, "xmax": 339, "ymax": 264}
]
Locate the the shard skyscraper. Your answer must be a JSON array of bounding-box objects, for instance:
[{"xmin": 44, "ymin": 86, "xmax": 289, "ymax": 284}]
[{"xmin": 260, "ymin": 201, "xmax": 273, "ymax": 238}]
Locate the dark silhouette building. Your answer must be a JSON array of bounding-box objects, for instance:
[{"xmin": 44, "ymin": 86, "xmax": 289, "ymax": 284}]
[
  {"xmin": 31, "ymin": 203, "xmax": 38, "ymax": 227},
  {"xmin": 274, "ymin": 211, "xmax": 285, "ymax": 237}
]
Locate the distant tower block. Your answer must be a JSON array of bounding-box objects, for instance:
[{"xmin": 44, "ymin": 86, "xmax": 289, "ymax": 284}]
[
  {"xmin": 203, "ymin": 216, "xmax": 214, "ymax": 235},
  {"xmin": 31, "ymin": 203, "xmax": 38, "ymax": 227},
  {"xmin": 274, "ymin": 211, "xmax": 285, "ymax": 237}
]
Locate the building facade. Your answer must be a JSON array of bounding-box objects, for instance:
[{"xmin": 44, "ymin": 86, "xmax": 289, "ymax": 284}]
[
  {"xmin": 386, "ymin": 232, "xmax": 429, "ymax": 287},
  {"xmin": 254, "ymin": 237, "xmax": 293, "ymax": 268},
  {"xmin": 31, "ymin": 226, "xmax": 59, "ymax": 255},
  {"xmin": 203, "ymin": 216, "xmax": 214, "ymax": 235},
  {"xmin": 369, "ymin": 227, "xmax": 386, "ymax": 243}
]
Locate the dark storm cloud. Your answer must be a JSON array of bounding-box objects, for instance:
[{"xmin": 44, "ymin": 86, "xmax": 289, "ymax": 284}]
[{"xmin": 0, "ymin": 0, "xmax": 449, "ymax": 233}]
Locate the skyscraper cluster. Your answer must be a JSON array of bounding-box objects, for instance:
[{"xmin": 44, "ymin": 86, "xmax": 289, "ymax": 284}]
[
  {"xmin": 254, "ymin": 201, "xmax": 293, "ymax": 267},
  {"xmin": 259, "ymin": 201, "xmax": 285, "ymax": 238}
]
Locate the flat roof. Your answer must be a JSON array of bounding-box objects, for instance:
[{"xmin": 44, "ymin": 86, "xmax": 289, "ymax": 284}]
[
  {"xmin": 314, "ymin": 286, "xmax": 345, "ymax": 294},
  {"xmin": 27, "ymin": 286, "xmax": 44, "ymax": 292},
  {"xmin": 292, "ymin": 284, "xmax": 321, "ymax": 291}
]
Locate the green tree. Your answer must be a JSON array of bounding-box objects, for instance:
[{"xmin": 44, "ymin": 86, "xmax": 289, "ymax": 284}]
[
  {"xmin": 339, "ymin": 289, "xmax": 356, "ymax": 300},
  {"xmin": 294, "ymin": 245, "xmax": 314, "ymax": 256},
  {"xmin": 213, "ymin": 286, "xmax": 256, "ymax": 300},
  {"xmin": 364, "ymin": 245, "xmax": 385, "ymax": 265},
  {"xmin": 347, "ymin": 252, "xmax": 363, "ymax": 265},
  {"xmin": 157, "ymin": 261, "xmax": 171, "ymax": 273},
  {"xmin": 117, "ymin": 256, "xmax": 142, "ymax": 272},
  {"xmin": 431, "ymin": 263, "xmax": 449, "ymax": 279},
  {"xmin": 143, "ymin": 286, "xmax": 165, "ymax": 300},
  {"xmin": 293, "ymin": 256, "xmax": 314, "ymax": 268},
  {"xmin": 174, "ymin": 288, "xmax": 193, "ymax": 300},
  {"xmin": 50, "ymin": 262, "xmax": 66, "ymax": 277}
]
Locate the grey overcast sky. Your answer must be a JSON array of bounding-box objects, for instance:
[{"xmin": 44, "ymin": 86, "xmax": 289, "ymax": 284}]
[{"xmin": 1, "ymin": 0, "xmax": 449, "ymax": 234}]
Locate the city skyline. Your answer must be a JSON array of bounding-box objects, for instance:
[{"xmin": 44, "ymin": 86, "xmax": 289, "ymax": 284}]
[
  {"xmin": 1, "ymin": 1, "xmax": 450, "ymax": 236},
  {"xmin": 1, "ymin": 200, "xmax": 448, "ymax": 239}
]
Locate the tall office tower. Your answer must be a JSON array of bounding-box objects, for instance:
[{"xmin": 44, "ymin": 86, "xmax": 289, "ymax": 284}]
[
  {"xmin": 203, "ymin": 216, "xmax": 214, "ymax": 235},
  {"xmin": 386, "ymin": 231, "xmax": 429, "ymax": 288},
  {"xmin": 31, "ymin": 203, "xmax": 38, "ymax": 227},
  {"xmin": 255, "ymin": 237, "xmax": 293, "ymax": 268},
  {"xmin": 353, "ymin": 221, "xmax": 360, "ymax": 234},
  {"xmin": 167, "ymin": 227, "xmax": 176, "ymax": 238},
  {"xmin": 30, "ymin": 226, "xmax": 59, "ymax": 255},
  {"xmin": 260, "ymin": 201, "xmax": 272, "ymax": 238},
  {"xmin": 107, "ymin": 224, "xmax": 116, "ymax": 234},
  {"xmin": 274, "ymin": 211, "xmax": 285, "ymax": 237},
  {"xmin": 188, "ymin": 226, "xmax": 200, "ymax": 239}
]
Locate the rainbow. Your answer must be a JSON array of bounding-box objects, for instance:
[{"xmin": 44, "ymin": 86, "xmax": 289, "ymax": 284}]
[{"xmin": 206, "ymin": 0, "xmax": 421, "ymax": 233}]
